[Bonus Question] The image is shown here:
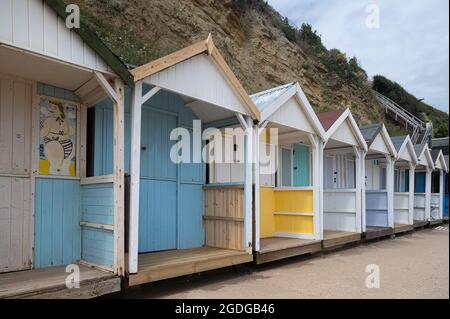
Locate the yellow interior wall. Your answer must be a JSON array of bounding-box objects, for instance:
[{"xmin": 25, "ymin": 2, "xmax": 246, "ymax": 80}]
[
  {"xmin": 259, "ymin": 188, "xmax": 315, "ymax": 238},
  {"xmin": 274, "ymin": 190, "xmax": 313, "ymax": 213},
  {"xmin": 274, "ymin": 215, "xmax": 314, "ymax": 234},
  {"xmin": 260, "ymin": 187, "xmax": 275, "ymax": 238}
]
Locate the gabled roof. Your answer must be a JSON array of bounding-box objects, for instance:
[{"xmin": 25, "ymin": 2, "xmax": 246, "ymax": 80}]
[
  {"xmin": 359, "ymin": 123, "xmax": 383, "ymax": 143},
  {"xmin": 415, "ymin": 143, "xmax": 435, "ymax": 169},
  {"xmin": 359, "ymin": 123, "xmax": 397, "ymax": 157},
  {"xmin": 317, "ymin": 109, "xmax": 368, "ymax": 151},
  {"xmin": 251, "ymin": 82, "xmax": 326, "ymax": 140},
  {"xmin": 318, "ymin": 109, "xmax": 347, "ymax": 131},
  {"xmin": 431, "ymin": 137, "xmax": 449, "ymax": 149},
  {"xmin": 431, "ymin": 149, "xmax": 449, "ymax": 172},
  {"xmin": 45, "ymin": 0, "xmax": 134, "ymax": 87},
  {"xmin": 391, "ymin": 135, "xmax": 418, "ymax": 164},
  {"xmin": 130, "ymin": 35, "xmax": 260, "ymax": 120}
]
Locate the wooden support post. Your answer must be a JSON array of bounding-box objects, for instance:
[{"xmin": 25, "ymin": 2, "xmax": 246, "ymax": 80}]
[
  {"xmin": 253, "ymin": 125, "xmax": 260, "ymax": 252},
  {"xmin": 244, "ymin": 116, "xmax": 253, "ymax": 254},
  {"xmin": 440, "ymin": 170, "xmax": 445, "ymax": 220},
  {"xmin": 425, "ymin": 168, "xmax": 432, "ymax": 221},
  {"xmin": 385, "ymin": 155, "xmax": 395, "ymax": 228},
  {"xmin": 309, "ymin": 135, "xmax": 321, "ymax": 240},
  {"xmin": 408, "ymin": 163, "xmax": 415, "ymax": 225},
  {"xmin": 128, "ymin": 81, "xmax": 143, "ymax": 274},
  {"xmin": 113, "ymin": 78, "xmax": 125, "ymax": 276},
  {"xmin": 354, "ymin": 147, "xmax": 364, "ymax": 234},
  {"xmin": 361, "ymin": 153, "xmax": 367, "ymax": 233},
  {"xmin": 318, "ymin": 140, "xmax": 324, "ymax": 240}
]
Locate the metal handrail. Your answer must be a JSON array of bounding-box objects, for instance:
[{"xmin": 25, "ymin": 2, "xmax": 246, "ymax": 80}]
[{"xmin": 372, "ymin": 90, "xmax": 425, "ymax": 129}]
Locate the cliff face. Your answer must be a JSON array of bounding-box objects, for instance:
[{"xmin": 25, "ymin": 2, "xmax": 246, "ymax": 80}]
[{"xmin": 71, "ymin": 0, "xmax": 446, "ymax": 136}]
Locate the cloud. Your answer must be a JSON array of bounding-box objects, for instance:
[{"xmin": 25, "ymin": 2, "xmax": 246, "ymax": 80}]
[{"xmin": 268, "ymin": 0, "xmax": 449, "ymax": 112}]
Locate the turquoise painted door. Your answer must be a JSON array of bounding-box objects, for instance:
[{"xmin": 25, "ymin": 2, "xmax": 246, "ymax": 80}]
[
  {"xmin": 139, "ymin": 108, "xmax": 178, "ymax": 253},
  {"xmin": 293, "ymin": 144, "xmax": 310, "ymax": 187}
]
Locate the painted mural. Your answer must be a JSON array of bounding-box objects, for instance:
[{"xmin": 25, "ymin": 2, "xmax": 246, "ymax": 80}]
[{"xmin": 39, "ymin": 97, "xmax": 77, "ymax": 176}]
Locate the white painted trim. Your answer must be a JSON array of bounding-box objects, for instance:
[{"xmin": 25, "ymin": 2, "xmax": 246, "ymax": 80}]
[
  {"xmin": 0, "ymin": 42, "xmax": 117, "ymax": 78},
  {"xmin": 385, "ymin": 155, "xmax": 395, "ymax": 228},
  {"xmin": 325, "ymin": 109, "xmax": 368, "ymax": 151},
  {"xmin": 80, "ymin": 221, "xmax": 114, "ymax": 231},
  {"xmin": 354, "ymin": 147, "xmax": 364, "ymax": 233},
  {"xmin": 272, "ymin": 232, "xmax": 315, "ymax": 240},
  {"xmin": 141, "ymin": 86, "xmax": 161, "ymax": 105},
  {"xmin": 425, "ymin": 168, "xmax": 432, "ymax": 221},
  {"xmin": 323, "ymin": 209, "xmax": 357, "ymax": 214},
  {"xmin": 80, "ymin": 175, "xmax": 114, "ymax": 185},
  {"xmin": 128, "ymin": 81, "xmax": 143, "ymax": 274},
  {"xmin": 244, "ymin": 116, "xmax": 253, "ymax": 254},
  {"xmin": 273, "ymin": 212, "xmax": 314, "ymax": 217},
  {"xmin": 253, "ymin": 125, "xmax": 261, "ymax": 252},
  {"xmin": 258, "ymin": 83, "xmax": 327, "ymax": 141}
]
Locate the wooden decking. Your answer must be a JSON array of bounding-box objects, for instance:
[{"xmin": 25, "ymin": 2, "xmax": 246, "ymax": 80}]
[
  {"xmin": 128, "ymin": 247, "xmax": 253, "ymax": 286},
  {"xmin": 0, "ymin": 264, "xmax": 120, "ymax": 299},
  {"xmin": 394, "ymin": 224, "xmax": 414, "ymax": 234},
  {"xmin": 429, "ymin": 219, "xmax": 443, "ymax": 226},
  {"xmin": 413, "ymin": 220, "xmax": 429, "ymax": 229},
  {"xmin": 363, "ymin": 226, "xmax": 394, "ymax": 241},
  {"xmin": 322, "ymin": 231, "xmax": 361, "ymax": 249},
  {"xmin": 255, "ymin": 237, "xmax": 322, "ymax": 264}
]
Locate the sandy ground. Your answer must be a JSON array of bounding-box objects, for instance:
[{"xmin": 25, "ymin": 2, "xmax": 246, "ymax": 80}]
[{"xmin": 115, "ymin": 226, "xmax": 449, "ymax": 299}]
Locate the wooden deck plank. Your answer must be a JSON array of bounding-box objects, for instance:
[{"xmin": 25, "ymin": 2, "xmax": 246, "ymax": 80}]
[
  {"xmin": 394, "ymin": 224, "xmax": 414, "ymax": 234},
  {"xmin": 364, "ymin": 227, "xmax": 394, "ymax": 240},
  {"xmin": 129, "ymin": 247, "xmax": 253, "ymax": 286},
  {"xmin": 322, "ymin": 231, "xmax": 361, "ymax": 249},
  {"xmin": 413, "ymin": 220, "xmax": 429, "ymax": 228},
  {"xmin": 429, "ymin": 220, "xmax": 443, "ymax": 226},
  {"xmin": 0, "ymin": 265, "xmax": 119, "ymax": 299},
  {"xmin": 255, "ymin": 237, "xmax": 322, "ymax": 264}
]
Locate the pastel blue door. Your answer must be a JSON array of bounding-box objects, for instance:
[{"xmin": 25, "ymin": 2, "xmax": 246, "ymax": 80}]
[
  {"xmin": 139, "ymin": 108, "xmax": 178, "ymax": 253},
  {"xmin": 293, "ymin": 144, "xmax": 310, "ymax": 187}
]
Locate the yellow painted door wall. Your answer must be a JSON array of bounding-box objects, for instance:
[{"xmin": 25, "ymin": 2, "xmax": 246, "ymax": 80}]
[{"xmin": 260, "ymin": 187, "xmax": 314, "ymax": 238}]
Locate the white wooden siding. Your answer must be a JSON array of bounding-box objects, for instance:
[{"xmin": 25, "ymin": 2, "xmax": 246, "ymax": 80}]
[
  {"xmin": 323, "ymin": 190, "xmax": 357, "ymax": 232},
  {"xmin": 430, "ymin": 194, "xmax": 441, "ymax": 220},
  {"xmin": 0, "ymin": 0, "xmax": 110, "ymax": 73},
  {"xmin": 331, "ymin": 120, "xmax": 359, "ymax": 146},
  {"xmin": 0, "ymin": 77, "xmax": 32, "ymax": 176},
  {"xmin": 370, "ymin": 133, "xmax": 390, "ymax": 155},
  {"xmin": 144, "ymin": 54, "xmax": 250, "ymax": 116},
  {"xmin": 394, "ymin": 193, "xmax": 410, "ymax": 224},
  {"xmin": 267, "ymin": 96, "xmax": 315, "ymax": 134},
  {"xmin": 414, "ymin": 193, "xmax": 426, "ymax": 220},
  {"xmin": 0, "ymin": 176, "xmax": 31, "ymax": 272}
]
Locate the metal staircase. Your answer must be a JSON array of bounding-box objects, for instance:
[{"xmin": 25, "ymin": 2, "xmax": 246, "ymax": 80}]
[{"xmin": 372, "ymin": 90, "xmax": 433, "ymax": 144}]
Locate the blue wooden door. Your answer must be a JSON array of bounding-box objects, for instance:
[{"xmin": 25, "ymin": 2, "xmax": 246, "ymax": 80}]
[
  {"xmin": 139, "ymin": 108, "xmax": 178, "ymax": 253},
  {"xmin": 293, "ymin": 144, "xmax": 310, "ymax": 187},
  {"xmin": 415, "ymin": 172, "xmax": 426, "ymax": 193}
]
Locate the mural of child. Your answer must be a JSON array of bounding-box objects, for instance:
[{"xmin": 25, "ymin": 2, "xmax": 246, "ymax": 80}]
[{"xmin": 39, "ymin": 98, "xmax": 77, "ymax": 176}]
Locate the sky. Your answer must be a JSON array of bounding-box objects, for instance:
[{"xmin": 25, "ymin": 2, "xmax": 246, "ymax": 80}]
[{"xmin": 268, "ymin": 0, "xmax": 449, "ymax": 113}]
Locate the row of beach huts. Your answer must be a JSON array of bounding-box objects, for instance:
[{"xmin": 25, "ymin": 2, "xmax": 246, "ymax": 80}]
[{"xmin": 0, "ymin": 0, "xmax": 448, "ymax": 298}]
